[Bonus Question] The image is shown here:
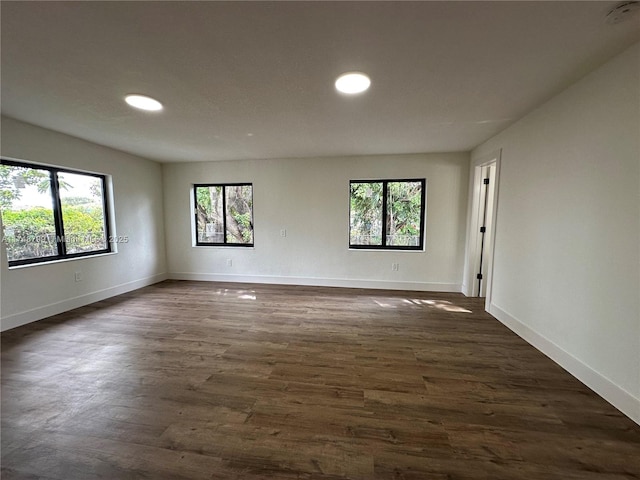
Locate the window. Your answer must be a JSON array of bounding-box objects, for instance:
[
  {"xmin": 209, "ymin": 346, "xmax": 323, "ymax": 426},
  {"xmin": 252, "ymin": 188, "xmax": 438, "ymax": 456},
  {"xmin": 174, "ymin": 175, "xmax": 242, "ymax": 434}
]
[
  {"xmin": 349, "ymin": 178, "xmax": 425, "ymax": 250},
  {"xmin": 1, "ymin": 159, "xmax": 111, "ymax": 266},
  {"xmin": 194, "ymin": 183, "xmax": 254, "ymax": 246}
]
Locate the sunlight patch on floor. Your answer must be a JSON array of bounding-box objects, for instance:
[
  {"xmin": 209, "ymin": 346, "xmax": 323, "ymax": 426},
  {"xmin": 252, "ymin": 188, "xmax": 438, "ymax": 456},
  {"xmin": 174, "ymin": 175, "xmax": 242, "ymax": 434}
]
[
  {"xmin": 373, "ymin": 298, "xmax": 472, "ymax": 313},
  {"xmin": 211, "ymin": 288, "xmax": 257, "ymax": 300}
]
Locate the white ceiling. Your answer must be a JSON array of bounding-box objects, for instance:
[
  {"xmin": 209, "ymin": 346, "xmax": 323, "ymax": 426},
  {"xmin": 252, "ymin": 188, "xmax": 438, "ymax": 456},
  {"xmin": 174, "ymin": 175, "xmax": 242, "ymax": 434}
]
[{"xmin": 1, "ymin": 1, "xmax": 639, "ymax": 163}]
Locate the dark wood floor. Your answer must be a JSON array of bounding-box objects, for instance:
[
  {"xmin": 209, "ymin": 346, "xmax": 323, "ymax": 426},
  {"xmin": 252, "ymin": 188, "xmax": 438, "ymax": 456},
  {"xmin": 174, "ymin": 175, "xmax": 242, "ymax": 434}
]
[{"xmin": 2, "ymin": 280, "xmax": 639, "ymax": 479}]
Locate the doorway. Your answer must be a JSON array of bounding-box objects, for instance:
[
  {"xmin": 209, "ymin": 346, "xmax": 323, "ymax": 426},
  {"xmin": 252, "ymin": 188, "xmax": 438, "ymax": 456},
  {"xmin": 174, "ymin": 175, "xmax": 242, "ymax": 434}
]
[{"xmin": 463, "ymin": 151, "xmax": 500, "ymax": 310}]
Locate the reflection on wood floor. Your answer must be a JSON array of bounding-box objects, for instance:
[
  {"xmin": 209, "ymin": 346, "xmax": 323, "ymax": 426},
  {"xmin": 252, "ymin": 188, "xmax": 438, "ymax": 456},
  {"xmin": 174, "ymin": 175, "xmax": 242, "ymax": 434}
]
[{"xmin": 2, "ymin": 280, "xmax": 639, "ymax": 479}]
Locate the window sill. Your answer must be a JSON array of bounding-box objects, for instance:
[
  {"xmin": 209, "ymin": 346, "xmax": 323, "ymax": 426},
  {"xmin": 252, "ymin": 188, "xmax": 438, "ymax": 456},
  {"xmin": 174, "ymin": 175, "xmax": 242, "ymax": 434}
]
[
  {"xmin": 348, "ymin": 248, "xmax": 425, "ymax": 253},
  {"xmin": 192, "ymin": 245, "xmax": 255, "ymax": 249},
  {"xmin": 7, "ymin": 251, "xmax": 117, "ymax": 270}
]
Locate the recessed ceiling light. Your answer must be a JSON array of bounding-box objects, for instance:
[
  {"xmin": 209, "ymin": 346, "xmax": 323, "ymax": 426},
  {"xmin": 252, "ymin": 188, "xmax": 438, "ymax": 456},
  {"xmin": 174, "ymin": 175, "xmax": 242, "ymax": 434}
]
[
  {"xmin": 125, "ymin": 94, "xmax": 163, "ymax": 112},
  {"xmin": 335, "ymin": 72, "xmax": 371, "ymax": 95}
]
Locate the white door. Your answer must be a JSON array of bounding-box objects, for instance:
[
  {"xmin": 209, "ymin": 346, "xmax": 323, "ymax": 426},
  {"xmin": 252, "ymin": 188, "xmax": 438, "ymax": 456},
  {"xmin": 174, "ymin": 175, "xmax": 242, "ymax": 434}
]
[
  {"xmin": 474, "ymin": 163, "xmax": 496, "ymax": 297},
  {"xmin": 463, "ymin": 153, "xmax": 500, "ymax": 309}
]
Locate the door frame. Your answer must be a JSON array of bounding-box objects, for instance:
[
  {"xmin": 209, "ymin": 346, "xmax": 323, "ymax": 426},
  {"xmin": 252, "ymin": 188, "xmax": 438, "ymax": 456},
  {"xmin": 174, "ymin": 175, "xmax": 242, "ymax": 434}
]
[{"xmin": 462, "ymin": 149, "xmax": 501, "ymax": 311}]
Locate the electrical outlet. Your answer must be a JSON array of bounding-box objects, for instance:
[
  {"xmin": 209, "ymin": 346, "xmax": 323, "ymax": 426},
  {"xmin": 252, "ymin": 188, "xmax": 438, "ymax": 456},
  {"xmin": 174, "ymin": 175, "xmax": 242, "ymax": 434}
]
[
  {"xmin": 74, "ymin": 271, "xmax": 83, "ymax": 282},
  {"xmin": 226, "ymin": 259, "xmax": 232, "ymax": 267}
]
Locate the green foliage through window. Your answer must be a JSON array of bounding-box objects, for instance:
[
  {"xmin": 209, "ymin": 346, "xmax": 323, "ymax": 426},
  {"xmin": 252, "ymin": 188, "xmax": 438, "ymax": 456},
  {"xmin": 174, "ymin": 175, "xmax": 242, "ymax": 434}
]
[
  {"xmin": 350, "ymin": 179, "xmax": 425, "ymax": 250},
  {"xmin": 195, "ymin": 184, "xmax": 253, "ymax": 246},
  {"xmin": 1, "ymin": 160, "xmax": 111, "ymax": 266}
]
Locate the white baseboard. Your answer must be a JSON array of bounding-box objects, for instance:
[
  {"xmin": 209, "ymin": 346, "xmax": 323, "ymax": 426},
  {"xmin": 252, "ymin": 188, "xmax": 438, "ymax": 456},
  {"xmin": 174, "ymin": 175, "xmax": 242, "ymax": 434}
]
[
  {"xmin": 169, "ymin": 272, "xmax": 461, "ymax": 293},
  {"xmin": 1, "ymin": 273, "xmax": 168, "ymax": 332},
  {"xmin": 489, "ymin": 303, "xmax": 640, "ymax": 426}
]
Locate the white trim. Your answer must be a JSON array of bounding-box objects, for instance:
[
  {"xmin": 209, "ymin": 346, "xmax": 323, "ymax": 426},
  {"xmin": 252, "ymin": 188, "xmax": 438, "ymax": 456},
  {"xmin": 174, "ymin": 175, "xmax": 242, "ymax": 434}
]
[
  {"xmin": 462, "ymin": 149, "xmax": 501, "ymax": 309},
  {"xmin": 169, "ymin": 272, "xmax": 460, "ymax": 293},
  {"xmin": 489, "ymin": 302, "xmax": 640, "ymax": 426},
  {"xmin": 7, "ymin": 251, "xmax": 117, "ymax": 270},
  {"xmin": 0, "ymin": 273, "xmax": 168, "ymax": 332}
]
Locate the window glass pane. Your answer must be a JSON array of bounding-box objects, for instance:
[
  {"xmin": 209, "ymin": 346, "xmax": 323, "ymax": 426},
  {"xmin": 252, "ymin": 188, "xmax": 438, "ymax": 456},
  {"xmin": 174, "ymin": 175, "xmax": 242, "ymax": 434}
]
[
  {"xmin": 386, "ymin": 181, "xmax": 422, "ymax": 247},
  {"xmin": 196, "ymin": 186, "xmax": 224, "ymax": 243},
  {"xmin": 225, "ymin": 185, "xmax": 253, "ymax": 244},
  {"xmin": 350, "ymin": 182, "xmax": 383, "ymax": 246},
  {"xmin": 0, "ymin": 164, "xmax": 58, "ymax": 262},
  {"xmin": 58, "ymin": 172, "xmax": 108, "ymax": 254}
]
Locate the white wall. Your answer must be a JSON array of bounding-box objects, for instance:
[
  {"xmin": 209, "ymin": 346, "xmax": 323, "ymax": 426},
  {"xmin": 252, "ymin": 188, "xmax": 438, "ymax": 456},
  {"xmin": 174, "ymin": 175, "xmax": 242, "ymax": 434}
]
[
  {"xmin": 1, "ymin": 117, "xmax": 167, "ymax": 330},
  {"xmin": 473, "ymin": 42, "xmax": 640, "ymax": 423},
  {"xmin": 163, "ymin": 152, "xmax": 469, "ymax": 291}
]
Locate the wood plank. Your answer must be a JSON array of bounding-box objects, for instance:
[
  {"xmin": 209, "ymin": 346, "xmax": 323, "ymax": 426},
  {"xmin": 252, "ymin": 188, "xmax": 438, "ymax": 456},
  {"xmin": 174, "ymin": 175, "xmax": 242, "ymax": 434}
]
[{"xmin": 2, "ymin": 280, "xmax": 639, "ymax": 479}]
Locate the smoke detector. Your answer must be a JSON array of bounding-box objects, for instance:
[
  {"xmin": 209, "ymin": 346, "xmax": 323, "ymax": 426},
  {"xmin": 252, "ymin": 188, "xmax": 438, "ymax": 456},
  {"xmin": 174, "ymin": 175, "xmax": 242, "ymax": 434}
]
[{"xmin": 605, "ymin": 1, "xmax": 640, "ymax": 24}]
